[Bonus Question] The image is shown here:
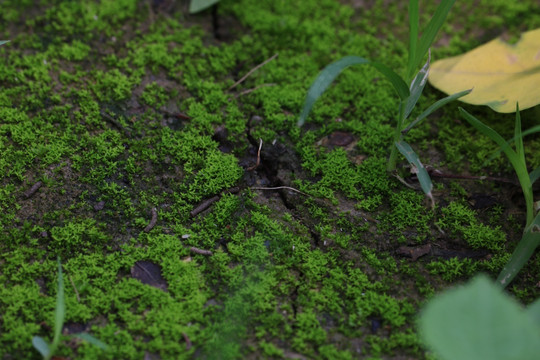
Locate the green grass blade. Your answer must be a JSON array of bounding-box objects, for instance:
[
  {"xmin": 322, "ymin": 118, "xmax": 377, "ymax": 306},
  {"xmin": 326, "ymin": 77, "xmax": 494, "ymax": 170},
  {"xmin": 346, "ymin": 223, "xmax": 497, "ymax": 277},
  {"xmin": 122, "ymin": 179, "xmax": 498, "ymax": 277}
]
[
  {"xmin": 32, "ymin": 336, "xmax": 51, "ymax": 359},
  {"xmin": 414, "ymin": 0, "xmax": 456, "ymax": 72},
  {"xmin": 298, "ymin": 56, "xmax": 409, "ymax": 126},
  {"xmin": 395, "ymin": 140, "xmax": 433, "ymax": 201},
  {"xmin": 497, "ymin": 212, "xmax": 540, "ymax": 287},
  {"xmin": 404, "ymin": 54, "xmax": 430, "ymax": 120},
  {"xmin": 487, "ymin": 125, "xmax": 540, "ymax": 163},
  {"xmin": 530, "ymin": 166, "xmax": 540, "ymax": 185},
  {"xmin": 74, "ymin": 333, "xmax": 109, "ymax": 350},
  {"xmin": 189, "ymin": 0, "xmax": 220, "ymax": 13},
  {"xmin": 514, "ymin": 104, "xmax": 525, "ymax": 166},
  {"xmin": 0, "ymin": 40, "xmax": 9, "ymax": 46},
  {"xmin": 402, "ymin": 89, "xmax": 471, "ymax": 133},
  {"xmin": 52, "ymin": 258, "xmax": 65, "ymax": 349},
  {"xmin": 407, "ymin": 0, "xmax": 419, "ymax": 81}
]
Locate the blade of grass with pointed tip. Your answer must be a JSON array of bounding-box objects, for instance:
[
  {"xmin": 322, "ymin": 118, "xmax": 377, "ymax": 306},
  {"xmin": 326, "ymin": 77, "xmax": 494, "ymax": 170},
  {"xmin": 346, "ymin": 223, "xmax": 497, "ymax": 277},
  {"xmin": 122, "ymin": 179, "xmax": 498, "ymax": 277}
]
[
  {"xmin": 298, "ymin": 56, "xmax": 409, "ymax": 126},
  {"xmin": 74, "ymin": 333, "xmax": 109, "ymax": 350},
  {"xmin": 52, "ymin": 258, "xmax": 65, "ymax": 349},
  {"xmin": 407, "ymin": 0, "xmax": 419, "ymax": 82},
  {"xmin": 413, "ymin": 0, "xmax": 456, "ymax": 76},
  {"xmin": 497, "ymin": 212, "xmax": 540, "ymax": 287},
  {"xmin": 488, "ymin": 125, "xmax": 540, "ymax": 163},
  {"xmin": 189, "ymin": 0, "xmax": 219, "ymax": 13},
  {"xmin": 402, "ymin": 89, "xmax": 471, "ymax": 133},
  {"xmin": 395, "ymin": 140, "xmax": 433, "ymax": 201},
  {"xmin": 530, "ymin": 166, "xmax": 540, "ymax": 185},
  {"xmin": 404, "ymin": 54, "xmax": 430, "ymax": 120},
  {"xmin": 32, "ymin": 336, "xmax": 51, "ymax": 358},
  {"xmin": 0, "ymin": 40, "xmax": 9, "ymax": 46}
]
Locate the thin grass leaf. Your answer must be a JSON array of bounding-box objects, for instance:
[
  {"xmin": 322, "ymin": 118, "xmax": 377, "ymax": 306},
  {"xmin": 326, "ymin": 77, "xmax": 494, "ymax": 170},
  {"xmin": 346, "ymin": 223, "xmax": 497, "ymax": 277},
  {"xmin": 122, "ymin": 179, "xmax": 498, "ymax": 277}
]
[
  {"xmin": 407, "ymin": 0, "xmax": 420, "ymax": 81},
  {"xmin": 0, "ymin": 40, "xmax": 9, "ymax": 46},
  {"xmin": 74, "ymin": 333, "xmax": 109, "ymax": 350},
  {"xmin": 530, "ymin": 166, "xmax": 540, "ymax": 185},
  {"xmin": 404, "ymin": 53, "xmax": 430, "ymax": 120},
  {"xmin": 298, "ymin": 56, "xmax": 409, "ymax": 126},
  {"xmin": 414, "ymin": 0, "xmax": 456, "ymax": 74},
  {"xmin": 189, "ymin": 0, "xmax": 219, "ymax": 13},
  {"xmin": 53, "ymin": 258, "xmax": 65, "ymax": 348},
  {"xmin": 32, "ymin": 336, "xmax": 51, "ymax": 358},
  {"xmin": 488, "ymin": 125, "xmax": 540, "ymax": 163},
  {"xmin": 497, "ymin": 212, "xmax": 540, "ymax": 287},
  {"xmin": 395, "ymin": 140, "xmax": 433, "ymax": 202},
  {"xmin": 514, "ymin": 105, "xmax": 526, "ymax": 172},
  {"xmin": 459, "ymin": 107, "xmax": 533, "ymax": 226},
  {"xmin": 402, "ymin": 89, "xmax": 471, "ymax": 133}
]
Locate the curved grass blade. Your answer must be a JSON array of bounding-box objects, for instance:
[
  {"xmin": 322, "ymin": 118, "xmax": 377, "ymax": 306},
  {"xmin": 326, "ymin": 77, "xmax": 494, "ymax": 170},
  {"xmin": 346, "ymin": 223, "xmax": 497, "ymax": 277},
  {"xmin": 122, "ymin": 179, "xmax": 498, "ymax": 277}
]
[
  {"xmin": 0, "ymin": 40, "xmax": 9, "ymax": 46},
  {"xmin": 530, "ymin": 166, "xmax": 540, "ymax": 185},
  {"xmin": 74, "ymin": 333, "xmax": 109, "ymax": 350},
  {"xmin": 402, "ymin": 89, "xmax": 471, "ymax": 134},
  {"xmin": 497, "ymin": 212, "xmax": 540, "ymax": 287},
  {"xmin": 298, "ymin": 56, "xmax": 409, "ymax": 126},
  {"xmin": 52, "ymin": 258, "xmax": 65, "ymax": 349},
  {"xmin": 189, "ymin": 0, "xmax": 219, "ymax": 13},
  {"xmin": 488, "ymin": 125, "xmax": 540, "ymax": 163},
  {"xmin": 404, "ymin": 52, "xmax": 430, "ymax": 120},
  {"xmin": 414, "ymin": 0, "xmax": 456, "ymax": 73},
  {"xmin": 395, "ymin": 140, "xmax": 433, "ymax": 203},
  {"xmin": 32, "ymin": 336, "xmax": 51, "ymax": 358}
]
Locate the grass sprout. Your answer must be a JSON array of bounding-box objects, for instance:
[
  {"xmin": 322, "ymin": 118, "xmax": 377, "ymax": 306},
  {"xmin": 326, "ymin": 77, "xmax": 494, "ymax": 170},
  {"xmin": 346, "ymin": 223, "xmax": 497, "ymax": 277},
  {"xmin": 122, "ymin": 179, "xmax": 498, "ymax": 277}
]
[
  {"xmin": 32, "ymin": 258, "xmax": 108, "ymax": 359},
  {"xmin": 297, "ymin": 0, "xmax": 470, "ymax": 202},
  {"xmin": 459, "ymin": 105, "xmax": 540, "ymax": 287}
]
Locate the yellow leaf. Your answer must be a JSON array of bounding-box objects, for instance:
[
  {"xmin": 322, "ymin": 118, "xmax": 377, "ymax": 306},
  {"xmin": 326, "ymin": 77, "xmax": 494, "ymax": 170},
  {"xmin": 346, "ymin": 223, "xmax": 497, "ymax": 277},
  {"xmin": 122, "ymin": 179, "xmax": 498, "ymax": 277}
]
[{"xmin": 428, "ymin": 28, "xmax": 540, "ymax": 113}]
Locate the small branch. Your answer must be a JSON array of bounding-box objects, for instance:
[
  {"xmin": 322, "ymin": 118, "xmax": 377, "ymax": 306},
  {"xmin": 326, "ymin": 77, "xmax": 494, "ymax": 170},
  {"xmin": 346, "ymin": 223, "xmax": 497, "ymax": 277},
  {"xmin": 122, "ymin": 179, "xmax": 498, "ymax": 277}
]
[
  {"xmin": 24, "ymin": 181, "xmax": 43, "ymax": 199},
  {"xmin": 228, "ymin": 53, "xmax": 278, "ymax": 91},
  {"xmin": 235, "ymin": 83, "xmax": 276, "ymax": 98},
  {"xmin": 426, "ymin": 166, "xmax": 516, "ymax": 185},
  {"xmin": 190, "ymin": 247, "xmax": 213, "ymax": 256},
  {"xmin": 190, "ymin": 196, "xmax": 220, "ymax": 217},
  {"xmin": 247, "ymin": 138, "xmax": 263, "ymax": 171},
  {"xmin": 251, "ymin": 186, "xmax": 309, "ymax": 196},
  {"xmin": 144, "ymin": 207, "xmax": 158, "ymax": 232}
]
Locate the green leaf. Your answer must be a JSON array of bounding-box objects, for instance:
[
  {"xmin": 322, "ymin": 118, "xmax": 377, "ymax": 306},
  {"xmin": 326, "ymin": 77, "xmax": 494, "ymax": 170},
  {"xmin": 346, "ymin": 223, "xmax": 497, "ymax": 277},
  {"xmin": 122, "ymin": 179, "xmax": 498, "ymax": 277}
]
[
  {"xmin": 189, "ymin": 0, "xmax": 219, "ymax": 13},
  {"xmin": 32, "ymin": 336, "xmax": 51, "ymax": 358},
  {"xmin": 413, "ymin": 0, "xmax": 456, "ymax": 77},
  {"xmin": 402, "ymin": 89, "xmax": 471, "ymax": 133},
  {"xmin": 52, "ymin": 258, "xmax": 65, "ymax": 348},
  {"xmin": 73, "ymin": 333, "xmax": 109, "ymax": 350},
  {"xmin": 0, "ymin": 40, "xmax": 9, "ymax": 46},
  {"xmin": 298, "ymin": 56, "xmax": 409, "ymax": 126},
  {"xmin": 497, "ymin": 212, "xmax": 540, "ymax": 287},
  {"xmin": 419, "ymin": 275, "xmax": 540, "ymax": 360},
  {"xmin": 530, "ymin": 166, "xmax": 540, "ymax": 185},
  {"xmin": 406, "ymin": 0, "xmax": 419, "ymax": 81},
  {"xmin": 395, "ymin": 140, "xmax": 433, "ymax": 200},
  {"xmin": 404, "ymin": 54, "xmax": 430, "ymax": 120},
  {"xmin": 527, "ymin": 298, "xmax": 540, "ymax": 327},
  {"xmin": 488, "ymin": 125, "xmax": 540, "ymax": 163}
]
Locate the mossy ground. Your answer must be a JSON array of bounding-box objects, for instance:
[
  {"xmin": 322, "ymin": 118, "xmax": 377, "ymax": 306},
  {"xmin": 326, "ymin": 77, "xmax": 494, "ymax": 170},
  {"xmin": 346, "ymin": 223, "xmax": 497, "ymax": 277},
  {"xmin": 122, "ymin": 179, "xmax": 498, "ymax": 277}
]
[{"xmin": 1, "ymin": 0, "xmax": 539, "ymax": 359}]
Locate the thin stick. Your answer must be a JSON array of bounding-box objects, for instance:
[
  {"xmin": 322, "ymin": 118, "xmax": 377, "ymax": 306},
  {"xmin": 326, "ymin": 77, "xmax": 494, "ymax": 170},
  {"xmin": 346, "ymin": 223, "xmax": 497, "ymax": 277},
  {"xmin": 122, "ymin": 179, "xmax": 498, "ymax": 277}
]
[
  {"xmin": 251, "ymin": 186, "xmax": 309, "ymax": 196},
  {"xmin": 24, "ymin": 181, "xmax": 42, "ymax": 199},
  {"xmin": 228, "ymin": 53, "xmax": 278, "ymax": 91},
  {"xmin": 68, "ymin": 275, "xmax": 81, "ymax": 302},
  {"xmin": 190, "ymin": 196, "xmax": 220, "ymax": 217},
  {"xmin": 190, "ymin": 247, "xmax": 213, "ymax": 256},
  {"xmin": 144, "ymin": 207, "xmax": 158, "ymax": 232},
  {"xmin": 426, "ymin": 166, "xmax": 516, "ymax": 184},
  {"xmin": 235, "ymin": 83, "xmax": 276, "ymax": 97},
  {"xmin": 247, "ymin": 138, "xmax": 263, "ymax": 171}
]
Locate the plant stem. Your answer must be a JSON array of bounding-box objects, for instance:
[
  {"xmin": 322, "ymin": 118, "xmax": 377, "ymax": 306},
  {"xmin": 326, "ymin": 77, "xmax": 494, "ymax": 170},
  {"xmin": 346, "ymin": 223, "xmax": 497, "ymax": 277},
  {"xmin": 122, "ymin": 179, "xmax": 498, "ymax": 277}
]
[{"xmin": 388, "ymin": 101, "xmax": 406, "ymax": 171}]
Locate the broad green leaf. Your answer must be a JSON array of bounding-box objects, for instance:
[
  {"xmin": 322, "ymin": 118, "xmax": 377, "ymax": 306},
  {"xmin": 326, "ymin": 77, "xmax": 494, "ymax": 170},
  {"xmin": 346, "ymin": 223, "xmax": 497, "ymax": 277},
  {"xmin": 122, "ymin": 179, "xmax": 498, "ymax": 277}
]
[
  {"xmin": 497, "ymin": 212, "xmax": 540, "ymax": 287},
  {"xmin": 298, "ymin": 56, "xmax": 409, "ymax": 126},
  {"xmin": 32, "ymin": 336, "xmax": 51, "ymax": 358},
  {"xmin": 395, "ymin": 140, "xmax": 433, "ymax": 201},
  {"xmin": 419, "ymin": 275, "xmax": 540, "ymax": 360},
  {"xmin": 189, "ymin": 0, "xmax": 219, "ymax": 13},
  {"xmin": 74, "ymin": 333, "xmax": 109, "ymax": 350},
  {"xmin": 53, "ymin": 258, "xmax": 65, "ymax": 347},
  {"xmin": 430, "ymin": 29, "xmax": 540, "ymax": 113},
  {"xmin": 402, "ymin": 89, "xmax": 471, "ymax": 133},
  {"xmin": 410, "ymin": 0, "xmax": 456, "ymax": 80}
]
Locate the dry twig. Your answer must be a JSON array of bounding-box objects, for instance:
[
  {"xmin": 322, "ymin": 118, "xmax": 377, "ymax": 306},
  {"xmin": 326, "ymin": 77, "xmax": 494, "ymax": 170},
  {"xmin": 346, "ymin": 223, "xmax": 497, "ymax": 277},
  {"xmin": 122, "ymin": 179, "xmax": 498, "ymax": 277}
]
[{"xmin": 228, "ymin": 53, "xmax": 278, "ymax": 91}]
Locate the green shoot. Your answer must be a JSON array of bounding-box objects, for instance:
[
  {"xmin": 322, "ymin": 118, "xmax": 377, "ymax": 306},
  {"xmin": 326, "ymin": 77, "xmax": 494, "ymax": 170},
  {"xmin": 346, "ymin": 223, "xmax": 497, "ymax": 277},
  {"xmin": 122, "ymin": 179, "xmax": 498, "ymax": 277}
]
[
  {"xmin": 32, "ymin": 258, "xmax": 108, "ymax": 359},
  {"xmin": 459, "ymin": 105, "xmax": 539, "ymax": 287},
  {"xmin": 0, "ymin": 40, "xmax": 9, "ymax": 46},
  {"xmin": 189, "ymin": 0, "xmax": 220, "ymax": 13},
  {"xmin": 297, "ymin": 0, "xmax": 467, "ymax": 200}
]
